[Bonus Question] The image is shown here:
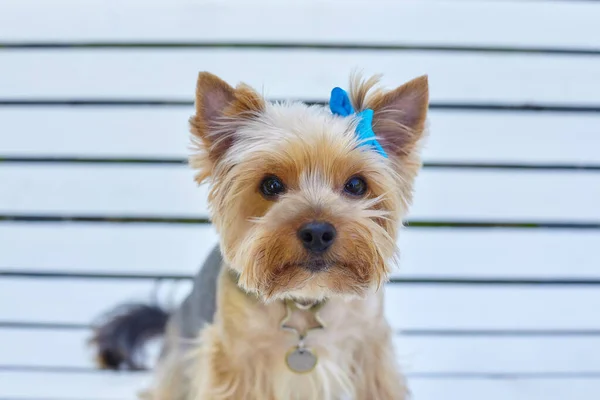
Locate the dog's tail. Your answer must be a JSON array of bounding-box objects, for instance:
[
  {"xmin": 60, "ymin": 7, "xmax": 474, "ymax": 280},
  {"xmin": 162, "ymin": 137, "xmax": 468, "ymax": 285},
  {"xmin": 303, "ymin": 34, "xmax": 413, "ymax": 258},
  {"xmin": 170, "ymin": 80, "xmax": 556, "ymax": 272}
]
[{"xmin": 90, "ymin": 303, "xmax": 170, "ymax": 370}]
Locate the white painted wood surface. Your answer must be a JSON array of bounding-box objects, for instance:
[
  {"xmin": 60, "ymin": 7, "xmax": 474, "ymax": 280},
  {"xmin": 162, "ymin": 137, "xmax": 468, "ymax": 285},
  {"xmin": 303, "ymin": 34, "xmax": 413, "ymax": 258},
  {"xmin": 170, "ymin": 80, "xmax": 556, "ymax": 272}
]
[
  {"xmin": 3, "ymin": 50, "xmax": 600, "ymax": 104},
  {"xmin": 2, "ymin": 164, "xmax": 600, "ymax": 221},
  {"xmin": 1, "ymin": 0, "xmax": 599, "ymax": 49},
  {"xmin": 4, "ymin": 329, "xmax": 600, "ymax": 374},
  {"xmin": 2, "ymin": 224, "xmax": 600, "ymax": 278},
  {"xmin": 3, "ymin": 108, "xmax": 600, "ymax": 165},
  {"xmin": 4, "ymin": 278, "xmax": 600, "ymax": 330},
  {"xmin": 3, "ymin": 371, "xmax": 600, "ymax": 400},
  {"xmin": 1, "ymin": 0, "xmax": 599, "ymax": 399}
]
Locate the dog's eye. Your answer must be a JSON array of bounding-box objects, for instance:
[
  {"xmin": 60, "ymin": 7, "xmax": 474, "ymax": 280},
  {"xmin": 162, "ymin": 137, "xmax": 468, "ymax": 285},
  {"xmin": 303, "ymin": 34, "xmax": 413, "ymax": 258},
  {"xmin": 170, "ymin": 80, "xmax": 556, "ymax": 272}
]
[
  {"xmin": 260, "ymin": 175, "xmax": 286, "ymax": 198},
  {"xmin": 344, "ymin": 176, "xmax": 367, "ymax": 197}
]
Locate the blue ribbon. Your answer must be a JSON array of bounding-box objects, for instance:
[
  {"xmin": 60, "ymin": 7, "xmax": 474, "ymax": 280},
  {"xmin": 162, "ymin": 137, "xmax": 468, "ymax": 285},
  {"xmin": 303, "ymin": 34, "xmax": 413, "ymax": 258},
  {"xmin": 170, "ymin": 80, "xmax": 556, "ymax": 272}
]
[{"xmin": 329, "ymin": 87, "xmax": 388, "ymax": 158}]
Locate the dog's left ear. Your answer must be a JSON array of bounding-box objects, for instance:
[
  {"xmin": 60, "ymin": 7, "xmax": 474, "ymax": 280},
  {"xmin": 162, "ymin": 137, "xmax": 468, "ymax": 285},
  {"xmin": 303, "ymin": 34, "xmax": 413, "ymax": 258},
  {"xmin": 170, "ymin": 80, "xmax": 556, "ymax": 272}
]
[
  {"xmin": 190, "ymin": 72, "xmax": 265, "ymax": 182},
  {"xmin": 370, "ymin": 75, "xmax": 429, "ymax": 159}
]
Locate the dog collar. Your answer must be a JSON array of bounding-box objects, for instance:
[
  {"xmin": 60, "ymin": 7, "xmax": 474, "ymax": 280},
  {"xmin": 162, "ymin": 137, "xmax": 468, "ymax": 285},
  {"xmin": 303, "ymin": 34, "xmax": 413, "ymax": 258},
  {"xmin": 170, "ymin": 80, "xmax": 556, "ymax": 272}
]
[
  {"xmin": 228, "ymin": 269, "xmax": 326, "ymax": 374},
  {"xmin": 329, "ymin": 87, "xmax": 388, "ymax": 158},
  {"xmin": 280, "ymin": 298, "xmax": 326, "ymax": 374}
]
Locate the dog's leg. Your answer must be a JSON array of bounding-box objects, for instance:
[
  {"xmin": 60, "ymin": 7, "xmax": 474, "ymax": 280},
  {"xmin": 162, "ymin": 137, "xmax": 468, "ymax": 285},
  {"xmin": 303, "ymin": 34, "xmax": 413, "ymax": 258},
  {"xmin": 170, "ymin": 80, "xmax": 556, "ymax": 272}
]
[
  {"xmin": 137, "ymin": 321, "xmax": 194, "ymax": 400},
  {"xmin": 140, "ymin": 352, "xmax": 190, "ymax": 400},
  {"xmin": 189, "ymin": 326, "xmax": 235, "ymax": 400},
  {"xmin": 187, "ymin": 324, "xmax": 276, "ymax": 400},
  {"xmin": 353, "ymin": 325, "xmax": 407, "ymax": 400}
]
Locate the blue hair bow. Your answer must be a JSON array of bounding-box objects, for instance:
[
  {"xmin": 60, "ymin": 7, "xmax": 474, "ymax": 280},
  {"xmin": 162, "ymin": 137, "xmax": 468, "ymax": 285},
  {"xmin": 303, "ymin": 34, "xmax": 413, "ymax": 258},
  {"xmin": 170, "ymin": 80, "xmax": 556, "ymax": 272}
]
[{"xmin": 329, "ymin": 87, "xmax": 388, "ymax": 158}]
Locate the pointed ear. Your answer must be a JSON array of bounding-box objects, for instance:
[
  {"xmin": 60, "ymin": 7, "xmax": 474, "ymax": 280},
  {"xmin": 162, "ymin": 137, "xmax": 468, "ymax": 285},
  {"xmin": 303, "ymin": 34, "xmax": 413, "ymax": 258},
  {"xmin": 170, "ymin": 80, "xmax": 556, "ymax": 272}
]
[
  {"xmin": 370, "ymin": 75, "xmax": 429, "ymax": 158},
  {"xmin": 189, "ymin": 72, "xmax": 265, "ymax": 179},
  {"xmin": 195, "ymin": 71, "xmax": 236, "ymax": 131}
]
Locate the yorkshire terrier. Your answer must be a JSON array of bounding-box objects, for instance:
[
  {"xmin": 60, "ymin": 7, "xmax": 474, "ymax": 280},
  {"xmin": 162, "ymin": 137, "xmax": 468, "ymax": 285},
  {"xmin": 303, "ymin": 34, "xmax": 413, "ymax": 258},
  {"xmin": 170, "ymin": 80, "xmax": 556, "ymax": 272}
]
[{"xmin": 92, "ymin": 71, "xmax": 429, "ymax": 400}]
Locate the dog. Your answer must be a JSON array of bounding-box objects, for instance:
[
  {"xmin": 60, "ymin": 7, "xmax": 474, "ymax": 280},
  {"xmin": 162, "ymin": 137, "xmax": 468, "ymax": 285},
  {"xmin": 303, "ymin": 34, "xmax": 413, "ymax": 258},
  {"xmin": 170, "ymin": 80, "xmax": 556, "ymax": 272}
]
[{"xmin": 92, "ymin": 71, "xmax": 429, "ymax": 400}]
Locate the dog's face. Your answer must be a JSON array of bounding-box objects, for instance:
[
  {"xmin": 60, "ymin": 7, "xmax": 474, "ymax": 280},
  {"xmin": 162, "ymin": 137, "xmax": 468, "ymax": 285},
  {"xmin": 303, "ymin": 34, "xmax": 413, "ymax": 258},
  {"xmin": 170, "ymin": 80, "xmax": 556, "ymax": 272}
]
[{"xmin": 189, "ymin": 73, "xmax": 428, "ymax": 302}]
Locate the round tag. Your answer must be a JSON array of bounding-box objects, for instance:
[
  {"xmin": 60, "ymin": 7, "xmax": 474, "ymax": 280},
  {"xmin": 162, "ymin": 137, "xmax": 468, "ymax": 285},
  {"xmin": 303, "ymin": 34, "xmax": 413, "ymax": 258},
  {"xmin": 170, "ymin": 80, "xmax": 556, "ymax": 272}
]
[{"xmin": 285, "ymin": 347, "xmax": 318, "ymax": 374}]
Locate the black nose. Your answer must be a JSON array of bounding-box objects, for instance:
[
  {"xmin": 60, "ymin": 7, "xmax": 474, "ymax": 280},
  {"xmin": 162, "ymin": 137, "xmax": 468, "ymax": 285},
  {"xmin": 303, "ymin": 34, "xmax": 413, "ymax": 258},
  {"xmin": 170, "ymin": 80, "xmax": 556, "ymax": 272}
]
[{"xmin": 297, "ymin": 222, "xmax": 336, "ymax": 253}]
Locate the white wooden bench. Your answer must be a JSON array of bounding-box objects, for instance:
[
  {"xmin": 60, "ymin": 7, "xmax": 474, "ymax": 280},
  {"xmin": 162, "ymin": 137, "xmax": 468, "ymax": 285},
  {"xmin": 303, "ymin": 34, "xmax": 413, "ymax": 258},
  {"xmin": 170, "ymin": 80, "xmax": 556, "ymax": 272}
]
[{"xmin": 1, "ymin": 0, "xmax": 600, "ymax": 398}]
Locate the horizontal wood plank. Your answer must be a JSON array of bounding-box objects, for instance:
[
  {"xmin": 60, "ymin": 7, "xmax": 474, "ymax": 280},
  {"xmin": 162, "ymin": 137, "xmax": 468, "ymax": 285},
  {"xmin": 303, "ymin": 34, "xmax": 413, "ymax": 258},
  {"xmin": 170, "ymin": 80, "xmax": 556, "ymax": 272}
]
[
  {"xmin": 2, "ymin": 328, "xmax": 599, "ymax": 374},
  {"xmin": 2, "ymin": 108, "xmax": 600, "ymax": 165},
  {"xmin": 0, "ymin": 370, "xmax": 150, "ymax": 399},
  {"xmin": 2, "ymin": 278, "xmax": 599, "ymax": 330},
  {"xmin": 1, "ymin": 164, "xmax": 599, "ymax": 222},
  {"xmin": 3, "ymin": 50, "xmax": 600, "ymax": 105},
  {"xmin": 2, "ymin": 224, "xmax": 600, "ymax": 278},
  {"xmin": 1, "ymin": 370, "xmax": 599, "ymax": 400},
  {"xmin": 409, "ymin": 378, "xmax": 600, "ymax": 400},
  {"xmin": 0, "ymin": 164, "xmax": 209, "ymax": 218},
  {"xmin": 1, "ymin": 0, "xmax": 599, "ymax": 50}
]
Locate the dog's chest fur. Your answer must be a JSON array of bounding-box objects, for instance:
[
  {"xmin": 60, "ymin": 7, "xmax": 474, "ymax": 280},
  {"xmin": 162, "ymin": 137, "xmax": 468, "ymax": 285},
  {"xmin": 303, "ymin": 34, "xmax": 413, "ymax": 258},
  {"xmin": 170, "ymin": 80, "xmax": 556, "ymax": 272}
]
[{"xmin": 205, "ymin": 268, "xmax": 384, "ymax": 400}]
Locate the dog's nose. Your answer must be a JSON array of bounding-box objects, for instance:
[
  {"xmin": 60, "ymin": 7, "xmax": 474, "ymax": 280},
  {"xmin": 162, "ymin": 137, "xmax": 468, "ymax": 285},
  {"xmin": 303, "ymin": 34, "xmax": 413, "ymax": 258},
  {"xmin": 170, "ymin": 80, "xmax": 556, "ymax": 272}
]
[{"xmin": 297, "ymin": 222, "xmax": 336, "ymax": 253}]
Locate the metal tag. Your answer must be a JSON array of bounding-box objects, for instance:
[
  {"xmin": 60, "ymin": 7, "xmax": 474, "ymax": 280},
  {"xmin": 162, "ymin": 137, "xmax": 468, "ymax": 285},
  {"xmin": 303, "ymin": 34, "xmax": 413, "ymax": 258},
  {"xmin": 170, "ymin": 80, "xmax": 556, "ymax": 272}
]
[{"xmin": 285, "ymin": 347, "xmax": 318, "ymax": 374}]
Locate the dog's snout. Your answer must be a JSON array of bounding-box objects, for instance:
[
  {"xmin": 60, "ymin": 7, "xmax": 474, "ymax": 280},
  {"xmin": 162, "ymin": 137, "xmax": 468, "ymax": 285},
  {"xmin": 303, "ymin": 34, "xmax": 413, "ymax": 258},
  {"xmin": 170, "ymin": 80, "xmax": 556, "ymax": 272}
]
[{"xmin": 297, "ymin": 221, "xmax": 336, "ymax": 253}]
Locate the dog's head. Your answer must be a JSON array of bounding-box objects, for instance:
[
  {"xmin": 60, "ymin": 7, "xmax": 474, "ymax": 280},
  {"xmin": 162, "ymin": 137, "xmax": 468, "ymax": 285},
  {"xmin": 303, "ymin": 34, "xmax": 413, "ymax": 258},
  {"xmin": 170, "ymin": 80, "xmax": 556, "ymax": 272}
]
[{"xmin": 189, "ymin": 72, "xmax": 428, "ymax": 302}]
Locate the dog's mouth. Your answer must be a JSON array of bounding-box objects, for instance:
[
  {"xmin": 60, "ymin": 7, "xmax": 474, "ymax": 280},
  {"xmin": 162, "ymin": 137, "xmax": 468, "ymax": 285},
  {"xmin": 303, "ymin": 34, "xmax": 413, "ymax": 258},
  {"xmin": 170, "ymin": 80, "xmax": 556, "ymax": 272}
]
[
  {"xmin": 253, "ymin": 256, "xmax": 377, "ymax": 301},
  {"xmin": 297, "ymin": 258, "xmax": 331, "ymax": 273}
]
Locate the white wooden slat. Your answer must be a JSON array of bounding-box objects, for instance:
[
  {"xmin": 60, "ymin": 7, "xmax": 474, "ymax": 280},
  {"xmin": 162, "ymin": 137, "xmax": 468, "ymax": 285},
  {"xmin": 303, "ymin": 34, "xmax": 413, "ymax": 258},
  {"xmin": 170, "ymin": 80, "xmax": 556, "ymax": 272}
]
[
  {"xmin": 0, "ymin": 108, "xmax": 193, "ymax": 159},
  {"xmin": 2, "ymin": 164, "xmax": 599, "ymax": 222},
  {"xmin": 2, "ymin": 278, "xmax": 599, "ymax": 330},
  {"xmin": 425, "ymin": 112, "xmax": 600, "ymax": 165},
  {"xmin": 1, "ymin": 371, "xmax": 599, "ymax": 400},
  {"xmin": 0, "ymin": 329, "xmax": 95, "ymax": 369},
  {"xmin": 2, "ymin": 224, "xmax": 600, "ymax": 278},
  {"xmin": 0, "ymin": 371, "xmax": 150, "ymax": 400},
  {"xmin": 0, "ymin": 278, "xmax": 164, "ymax": 325},
  {"xmin": 0, "ymin": 224, "xmax": 219, "ymax": 276},
  {"xmin": 1, "ymin": 0, "xmax": 600, "ymax": 49},
  {"xmin": 0, "ymin": 164, "xmax": 209, "ymax": 218},
  {"xmin": 2, "ymin": 108, "xmax": 600, "ymax": 165},
  {"xmin": 3, "ymin": 328, "xmax": 600, "ymax": 374},
  {"xmin": 3, "ymin": 50, "xmax": 600, "ymax": 105},
  {"xmin": 408, "ymin": 379, "xmax": 600, "ymax": 400},
  {"xmin": 395, "ymin": 336, "xmax": 600, "ymax": 375},
  {"xmin": 385, "ymin": 286, "xmax": 600, "ymax": 330}
]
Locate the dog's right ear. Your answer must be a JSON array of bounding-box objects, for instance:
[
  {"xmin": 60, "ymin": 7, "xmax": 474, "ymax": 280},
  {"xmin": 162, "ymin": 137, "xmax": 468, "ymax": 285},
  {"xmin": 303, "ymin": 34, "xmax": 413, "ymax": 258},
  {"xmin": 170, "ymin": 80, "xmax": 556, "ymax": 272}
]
[{"xmin": 190, "ymin": 72, "xmax": 265, "ymax": 182}]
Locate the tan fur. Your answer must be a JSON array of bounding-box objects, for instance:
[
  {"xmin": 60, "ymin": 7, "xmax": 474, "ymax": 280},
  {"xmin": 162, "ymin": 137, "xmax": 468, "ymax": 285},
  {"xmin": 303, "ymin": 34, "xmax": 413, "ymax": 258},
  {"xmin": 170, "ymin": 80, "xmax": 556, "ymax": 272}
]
[
  {"xmin": 145, "ymin": 268, "xmax": 406, "ymax": 400},
  {"xmin": 189, "ymin": 73, "xmax": 266, "ymax": 183},
  {"xmin": 145, "ymin": 71, "xmax": 428, "ymax": 399}
]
